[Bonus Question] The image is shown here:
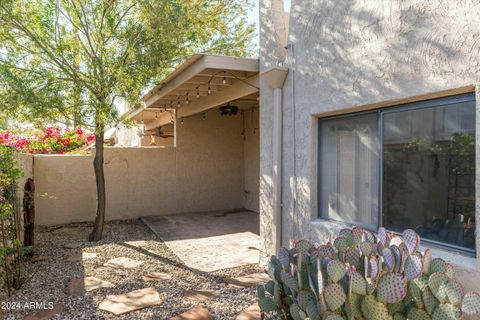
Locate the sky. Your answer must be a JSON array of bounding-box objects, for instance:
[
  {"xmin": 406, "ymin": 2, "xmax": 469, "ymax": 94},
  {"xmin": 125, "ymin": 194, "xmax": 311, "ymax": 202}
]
[{"xmin": 248, "ymin": 0, "xmax": 291, "ymax": 47}]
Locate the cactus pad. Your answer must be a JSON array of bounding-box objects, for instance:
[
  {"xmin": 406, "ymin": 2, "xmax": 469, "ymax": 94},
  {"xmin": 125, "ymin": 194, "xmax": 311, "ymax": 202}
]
[
  {"xmin": 429, "ymin": 272, "xmax": 449, "ymax": 302},
  {"xmin": 387, "ymin": 301, "xmax": 405, "ymax": 314},
  {"xmin": 294, "ymin": 239, "xmax": 313, "ymax": 255},
  {"xmin": 407, "ymin": 307, "xmax": 430, "ymax": 320},
  {"xmin": 390, "ymin": 245, "xmax": 402, "ymax": 273},
  {"xmin": 297, "ymin": 289, "xmax": 317, "ymax": 310},
  {"xmin": 390, "ymin": 236, "xmax": 403, "ymax": 248},
  {"xmin": 258, "ymin": 297, "xmax": 277, "ymax": 312},
  {"xmin": 429, "ymin": 258, "xmax": 447, "ymax": 274},
  {"xmin": 324, "ymin": 313, "xmax": 344, "ymax": 320},
  {"xmin": 423, "ymin": 249, "xmax": 432, "ymax": 274},
  {"xmin": 393, "ymin": 313, "xmax": 406, "ymax": 320},
  {"xmin": 461, "ymin": 292, "xmax": 480, "ymax": 316},
  {"xmin": 280, "ymin": 269, "xmax": 298, "ymax": 291},
  {"xmin": 289, "ymin": 304, "xmax": 303, "ymax": 320},
  {"xmin": 277, "ymin": 247, "xmax": 291, "ymax": 270},
  {"xmin": 318, "ymin": 243, "xmax": 335, "ymax": 259},
  {"xmin": 360, "ymin": 241, "xmax": 374, "ymax": 256},
  {"xmin": 327, "ymin": 259, "xmax": 346, "ymax": 283},
  {"xmin": 339, "ymin": 228, "xmax": 354, "ymax": 246},
  {"xmin": 369, "ymin": 257, "xmax": 380, "ymax": 280},
  {"xmin": 382, "ymin": 248, "xmax": 395, "ymax": 271},
  {"xmin": 402, "ymin": 229, "xmax": 420, "ymax": 254},
  {"xmin": 361, "ymin": 294, "xmax": 390, "ymax": 320},
  {"xmin": 377, "ymin": 273, "xmax": 407, "ymax": 304},
  {"xmin": 350, "ymin": 269, "xmax": 367, "ymax": 295},
  {"xmin": 334, "ymin": 236, "xmax": 350, "ymax": 253},
  {"xmin": 432, "ymin": 303, "xmax": 461, "ymax": 320},
  {"xmin": 324, "ymin": 283, "xmax": 346, "ymax": 311},
  {"xmin": 378, "ymin": 227, "xmax": 388, "ymax": 246},
  {"xmin": 423, "ymin": 287, "xmax": 440, "ymax": 315},
  {"xmin": 352, "ymin": 226, "xmax": 364, "ymax": 244},
  {"xmin": 404, "ymin": 255, "xmax": 423, "ymax": 280},
  {"xmin": 445, "ymin": 280, "xmax": 463, "ymax": 306},
  {"xmin": 410, "ymin": 275, "xmax": 428, "ymax": 307},
  {"xmin": 344, "ymin": 247, "xmax": 361, "ymax": 268},
  {"xmin": 445, "ymin": 263, "xmax": 454, "ymax": 279}
]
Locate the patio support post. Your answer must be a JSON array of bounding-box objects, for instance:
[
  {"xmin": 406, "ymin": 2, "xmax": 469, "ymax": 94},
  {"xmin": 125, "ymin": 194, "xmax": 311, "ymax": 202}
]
[{"xmin": 261, "ymin": 66, "xmax": 288, "ymax": 253}]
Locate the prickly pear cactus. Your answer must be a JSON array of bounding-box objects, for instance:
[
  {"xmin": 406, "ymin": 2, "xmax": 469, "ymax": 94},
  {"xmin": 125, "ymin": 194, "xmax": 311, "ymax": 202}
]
[{"xmin": 257, "ymin": 227, "xmax": 480, "ymax": 320}]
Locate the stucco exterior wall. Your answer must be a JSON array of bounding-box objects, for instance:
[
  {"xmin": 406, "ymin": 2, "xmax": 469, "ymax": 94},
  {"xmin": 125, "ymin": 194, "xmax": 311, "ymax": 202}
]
[
  {"xmin": 34, "ymin": 110, "xmax": 253, "ymax": 225},
  {"xmin": 260, "ymin": 0, "xmax": 480, "ymax": 268}
]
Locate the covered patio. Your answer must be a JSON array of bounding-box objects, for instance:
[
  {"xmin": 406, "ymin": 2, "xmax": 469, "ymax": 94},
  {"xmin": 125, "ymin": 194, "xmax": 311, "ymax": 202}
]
[{"xmin": 124, "ymin": 54, "xmax": 262, "ymax": 273}]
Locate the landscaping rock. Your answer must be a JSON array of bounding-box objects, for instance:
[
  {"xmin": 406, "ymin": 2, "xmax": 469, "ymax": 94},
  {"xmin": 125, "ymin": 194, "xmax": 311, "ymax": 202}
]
[
  {"xmin": 23, "ymin": 303, "xmax": 63, "ymax": 320},
  {"xmin": 236, "ymin": 303, "xmax": 261, "ymax": 320},
  {"xmin": 170, "ymin": 307, "xmax": 211, "ymax": 320},
  {"xmin": 63, "ymin": 242, "xmax": 83, "ymax": 249},
  {"xmin": 226, "ymin": 273, "xmax": 270, "ymax": 288},
  {"xmin": 142, "ymin": 272, "xmax": 172, "ymax": 282},
  {"xmin": 183, "ymin": 289, "xmax": 218, "ymax": 302},
  {"xmin": 104, "ymin": 257, "xmax": 143, "ymax": 269},
  {"xmin": 98, "ymin": 287, "xmax": 161, "ymax": 315},
  {"xmin": 30, "ymin": 256, "xmax": 48, "ymax": 263},
  {"xmin": 67, "ymin": 278, "xmax": 85, "ymax": 296},
  {"xmin": 68, "ymin": 277, "xmax": 115, "ymax": 296}
]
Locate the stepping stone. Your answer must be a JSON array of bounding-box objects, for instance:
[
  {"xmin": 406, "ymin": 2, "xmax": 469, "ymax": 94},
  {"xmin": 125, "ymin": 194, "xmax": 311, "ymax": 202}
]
[
  {"xmin": 30, "ymin": 255, "xmax": 48, "ymax": 263},
  {"xmin": 226, "ymin": 273, "xmax": 270, "ymax": 288},
  {"xmin": 104, "ymin": 257, "xmax": 143, "ymax": 269},
  {"xmin": 23, "ymin": 303, "xmax": 63, "ymax": 320},
  {"xmin": 142, "ymin": 272, "xmax": 172, "ymax": 282},
  {"xmin": 98, "ymin": 287, "xmax": 161, "ymax": 316},
  {"xmin": 68, "ymin": 276, "xmax": 115, "ymax": 296},
  {"xmin": 183, "ymin": 289, "xmax": 218, "ymax": 302},
  {"xmin": 63, "ymin": 242, "xmax": 83, "ymax": 249},
  {"xmin": 67, "ymin": 252, "xmax": 97, "ymax": 262},
  {"xmin": 170, "ymin": 307, "xmax": 211, "ymax": 320},
  {"xmin": 236, "ymin": 303, "xmax": 261, "ymax": 320}
]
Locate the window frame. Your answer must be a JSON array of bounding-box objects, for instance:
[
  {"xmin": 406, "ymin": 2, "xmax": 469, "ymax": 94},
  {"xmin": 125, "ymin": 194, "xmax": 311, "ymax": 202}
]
[{"xmin": 317, "ymin": 93, "xmax": 476, "ymax": 256}]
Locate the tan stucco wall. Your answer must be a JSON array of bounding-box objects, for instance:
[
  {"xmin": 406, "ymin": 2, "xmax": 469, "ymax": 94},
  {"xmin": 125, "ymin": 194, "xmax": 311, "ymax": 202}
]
[{"xmin": 34, "ymin": 110, "xmax": 258, "ymax": 226}]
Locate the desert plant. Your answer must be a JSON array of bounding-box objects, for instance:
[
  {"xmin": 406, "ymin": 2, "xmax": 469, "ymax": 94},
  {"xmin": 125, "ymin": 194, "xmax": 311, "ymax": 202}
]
[{"xmin": 257, "ymin": 226, "xmax": 480, "ymax": 320}]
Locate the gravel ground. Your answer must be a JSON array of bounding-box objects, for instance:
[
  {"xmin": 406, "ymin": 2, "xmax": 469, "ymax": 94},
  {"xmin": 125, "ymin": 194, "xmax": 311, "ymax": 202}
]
[{"xmin": 1, "ymin": 220, "xmax": 264, "ymax": 319}]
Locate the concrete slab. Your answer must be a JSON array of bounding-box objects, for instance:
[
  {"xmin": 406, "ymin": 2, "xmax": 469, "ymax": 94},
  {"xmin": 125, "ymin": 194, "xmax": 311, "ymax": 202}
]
[
  {"xmin": 104, "ymin": 257, "xmax": 143, "ymax": 269},
  {"xmin": 142, "ymin": 210, "xmax": 260, "ymax": 272},
  {"xmin": 226, "ymin": 273, "xmax": 270, "ymax": 288},
  {"xmin": 98, "ymin": 287, "xmax": 161, "ymax": 315},
  {"xmin": 236, "ymin": 304, "xmax": 261, "ymax": 320},
  {"xmin": 170, "ymin": 307, "xmax": 211, "ymax": 320}
]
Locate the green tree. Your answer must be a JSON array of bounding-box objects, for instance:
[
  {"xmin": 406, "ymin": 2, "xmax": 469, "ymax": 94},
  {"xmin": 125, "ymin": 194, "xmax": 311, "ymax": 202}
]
[{"xmin": 0, "ymin": 0, "xmax": 254, "ymax": 240}]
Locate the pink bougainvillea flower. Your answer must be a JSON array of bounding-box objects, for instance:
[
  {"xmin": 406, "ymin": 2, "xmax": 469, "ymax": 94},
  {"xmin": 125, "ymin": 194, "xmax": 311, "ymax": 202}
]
[
  {"xmin": 86, "ymin": 134, "xmax": 95, "ymax": 142},
  {"xmin": 75, "ymin": 128, "xmax": 84, "ymax": 135}
]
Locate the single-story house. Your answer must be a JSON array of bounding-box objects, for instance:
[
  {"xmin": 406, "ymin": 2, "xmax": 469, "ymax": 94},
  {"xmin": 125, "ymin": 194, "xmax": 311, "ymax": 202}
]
[{"xmin": 20, "ymin": 0, "xmax": 480, "ymax": 276}]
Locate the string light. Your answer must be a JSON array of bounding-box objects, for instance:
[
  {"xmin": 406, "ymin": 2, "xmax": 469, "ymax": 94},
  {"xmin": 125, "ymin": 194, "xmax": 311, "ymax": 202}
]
[
  {"xmin": 177, "ymin": 97, "xmax": 181, "ymax": 107},
  {"xmin": 257, "ymin": 94, "xmax": 260, "ymax": 101},
  {"xmin": 207, "ymin": 83, "xmax": 211, "ymax": 95},
  {"xmin": 202, "ymin": 112, "xmax": 206, "ymax": 120},
  {"xmin": 185, "ymin": 93, "xmax": 189, "ymax": 105},
  {"xmin": 155, "ymin": 112, "xmax": 158, "ymax": 120},
  {"xmin": 196, "ymin": 87, "xmax": 200, "ymax": 99},
  {"xmin": 222, "ymin": 71, "xmax": 227, "ymax": 85},
  {"xmin": 181, "ymin": 118, "xmax": 184, "ymax": 125}
]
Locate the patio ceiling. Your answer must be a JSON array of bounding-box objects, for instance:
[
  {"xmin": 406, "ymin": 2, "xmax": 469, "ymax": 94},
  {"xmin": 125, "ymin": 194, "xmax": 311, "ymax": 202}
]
[{"xmin": 126, "ymin": 54, "xmax": 259, "ymax": 131}]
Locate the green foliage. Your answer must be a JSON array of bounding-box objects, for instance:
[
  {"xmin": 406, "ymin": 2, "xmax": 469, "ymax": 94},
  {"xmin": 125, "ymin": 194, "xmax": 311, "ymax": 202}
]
[
  {"xmin": 0, "ymin": 145, "xmax": 26, "ymax": 293},
  {"xmin": 0, "ymin": 0, "xmax": 255, "ymax": 130},
  {"xmin": 257, "ymin": 227, "xmax": 480, "ymax": 320}
]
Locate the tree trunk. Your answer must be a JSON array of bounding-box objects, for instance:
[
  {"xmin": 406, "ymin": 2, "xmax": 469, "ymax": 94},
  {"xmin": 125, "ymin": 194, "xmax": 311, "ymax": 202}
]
[{"xmin": 88, "ymin": 124, "xmax": 106, "ymax": 241}]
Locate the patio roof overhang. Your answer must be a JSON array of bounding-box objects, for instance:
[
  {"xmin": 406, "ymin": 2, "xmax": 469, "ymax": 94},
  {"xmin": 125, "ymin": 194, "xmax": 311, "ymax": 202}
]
[{"xmin": 125, "ymin": 54, "xmax": 259, "ymax": 131}]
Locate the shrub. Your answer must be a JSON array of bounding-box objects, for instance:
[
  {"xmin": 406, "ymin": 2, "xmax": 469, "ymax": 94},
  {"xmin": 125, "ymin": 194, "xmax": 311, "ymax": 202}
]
[
  {"xmin": 0, "ymin": 126, "xmax": 95, "ymax": 154},
  {"xmin": 0, "ymin": 145, "xmax": 27, "ymax": 295},
  {"xmin": 257, "ymin": 227, "xmax": 480, "ymax": 320}
]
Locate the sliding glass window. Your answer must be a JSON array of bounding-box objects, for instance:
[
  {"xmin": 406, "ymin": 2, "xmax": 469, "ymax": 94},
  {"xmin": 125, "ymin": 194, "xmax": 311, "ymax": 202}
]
[{"xmin": 318, "ymin": 94, "xmax": 476, "ymax": 252}]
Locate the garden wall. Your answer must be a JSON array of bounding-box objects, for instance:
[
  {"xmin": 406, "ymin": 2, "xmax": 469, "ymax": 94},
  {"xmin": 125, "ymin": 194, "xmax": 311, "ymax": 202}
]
[{"xmin": 34, "ymin": 110, "xmax": 258, "ymax": 225}]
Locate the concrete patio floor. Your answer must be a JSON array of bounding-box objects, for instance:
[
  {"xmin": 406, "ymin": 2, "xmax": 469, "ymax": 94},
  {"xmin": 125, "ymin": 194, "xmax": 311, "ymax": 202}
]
[{"xmin": 141, "ymin": 210, "xmax": 261, "ymax": 272}]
